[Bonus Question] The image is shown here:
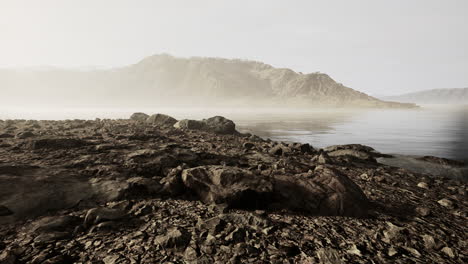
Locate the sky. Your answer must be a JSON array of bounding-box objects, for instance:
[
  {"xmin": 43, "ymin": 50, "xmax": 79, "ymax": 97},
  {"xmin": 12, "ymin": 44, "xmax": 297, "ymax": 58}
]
[{"xmin": 0, "ymin": 0, "xmax": 467, "ymax": 96}]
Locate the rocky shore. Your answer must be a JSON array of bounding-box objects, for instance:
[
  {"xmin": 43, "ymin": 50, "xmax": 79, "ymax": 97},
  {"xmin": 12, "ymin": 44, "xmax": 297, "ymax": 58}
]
[{"xmin": 0, "ymin": 113, "xmax": 466, "ymax": 263}]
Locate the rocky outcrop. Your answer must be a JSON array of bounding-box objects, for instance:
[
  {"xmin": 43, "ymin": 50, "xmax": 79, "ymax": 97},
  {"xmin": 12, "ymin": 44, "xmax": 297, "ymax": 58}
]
[
  {"xmin": 0, "ymin": 117, "xmax": 465, "ymax": 263},
  {"xmin": 145, "ymin": 113, "xmax": 178, "ymax": 127},
  {"xmin": 174, "ymin": 116, "xmax": 239, "ymax": 135}
]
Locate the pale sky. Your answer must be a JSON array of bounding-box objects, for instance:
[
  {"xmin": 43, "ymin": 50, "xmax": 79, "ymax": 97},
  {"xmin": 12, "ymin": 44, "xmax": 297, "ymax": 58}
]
[{"xmin": 0, "ymin": 0, "xmax": 467, "ymax": 95}]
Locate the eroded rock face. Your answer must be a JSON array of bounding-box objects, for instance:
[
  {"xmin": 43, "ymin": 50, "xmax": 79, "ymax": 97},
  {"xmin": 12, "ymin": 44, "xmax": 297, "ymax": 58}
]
[
  {"xmin": 146, "ymin": 113, "xmax": 178, "ymax": 127},
  {"xmin": 181, "ymin": 166, "xmax": 273, "ymax": 208}
]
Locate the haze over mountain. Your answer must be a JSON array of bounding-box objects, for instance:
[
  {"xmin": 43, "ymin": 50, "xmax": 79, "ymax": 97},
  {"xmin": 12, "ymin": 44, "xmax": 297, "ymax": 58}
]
[
  {"xmin": 381, "ymin": 88, "xmax": 468, "ymax": 105},
  {"xmin": 1, "ymin": 54, "xmax": 415, "ymax": 109}
]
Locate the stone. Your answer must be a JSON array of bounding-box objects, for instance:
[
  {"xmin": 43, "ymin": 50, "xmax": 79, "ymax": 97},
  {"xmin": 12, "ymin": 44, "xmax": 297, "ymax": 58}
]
[
  {"xmin": 154, "ymin": 227, "xmax": 191, "ymax": 251},
  {"xmin": 437, "ymin": 198, "xmax": 454, "ymax": 209},
  {"xmin": 181, "ymin": 166, "xmax": 273, "ymax": 208},
  {"xmin": 441, "ymin": 247, "xmax": 455, "ymax": 258},
  {"xmin": 417, "ymin": 182, "xmax": 429, "ymax": 189},
  {"xmin": 316, "ymin": 248, "xmax": 342, "ymax": 264},
  {"xmin": 272, "ymin": 167, "xmax": 369, "ymax": 217},
  {"xmin": 146, "ymin": 113, "xmax": 178, "ymax": 127},
  {"xmin": 130, "ymin": 112, "xmax": 149, "ymax": 122},
  {"xmin": 415, "ymin": 207, "xmax": 431, "ymax": 217},
  {"xmin": 174, "ymin": 116, "xmax": 238, "ymax": 135},
  {"xmin": 84, "ymin": 207, "xmax": 126, "ymax": 228}
]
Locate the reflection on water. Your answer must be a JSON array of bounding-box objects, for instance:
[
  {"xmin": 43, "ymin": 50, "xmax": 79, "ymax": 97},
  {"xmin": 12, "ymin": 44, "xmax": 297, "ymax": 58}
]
[
  {"xmin": 1, "ymin": 106, "xmax": 467, "ymax": 160},
  {"xmin": 234, "ymin": 108, "xmax": 468, "ymax": 160}
]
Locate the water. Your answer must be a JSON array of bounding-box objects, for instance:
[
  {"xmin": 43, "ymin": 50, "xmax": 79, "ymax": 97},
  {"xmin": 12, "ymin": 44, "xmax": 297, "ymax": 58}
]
[{"xmin": 1, "ymin": 106, "xmax": 467, "ymax": 160}]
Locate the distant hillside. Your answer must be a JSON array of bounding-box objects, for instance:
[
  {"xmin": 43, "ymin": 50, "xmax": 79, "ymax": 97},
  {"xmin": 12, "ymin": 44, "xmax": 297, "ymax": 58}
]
[
  {"xmin": 382, "ymin": 88, "xmax": 468, "ymax": 105},
  {"xmin": 0, "ymin": 54, "xmax": 416, "ymax": 108}
]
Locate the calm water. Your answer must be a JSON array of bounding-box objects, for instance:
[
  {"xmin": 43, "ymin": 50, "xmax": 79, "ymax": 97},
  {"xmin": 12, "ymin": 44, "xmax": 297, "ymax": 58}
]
[{"xmin": 1, "ymin": 106, "xmax": 467, "ymax": 159}]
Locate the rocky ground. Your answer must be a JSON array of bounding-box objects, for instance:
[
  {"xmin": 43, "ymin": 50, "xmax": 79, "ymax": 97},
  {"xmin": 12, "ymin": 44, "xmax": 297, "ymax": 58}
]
[{"xmin": 0, "ymin": 113, "xmax": 466, "ymax": 264}]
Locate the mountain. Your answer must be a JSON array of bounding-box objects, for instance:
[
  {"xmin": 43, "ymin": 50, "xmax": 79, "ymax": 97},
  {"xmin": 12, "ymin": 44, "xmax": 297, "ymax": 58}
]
[
  {"xmin": 381, "ymin": 88, "xmax": 468, "ymax": 105},
  {"xmin": 0, "ymin": 54, "xmax": 416, "ymax": 108}
]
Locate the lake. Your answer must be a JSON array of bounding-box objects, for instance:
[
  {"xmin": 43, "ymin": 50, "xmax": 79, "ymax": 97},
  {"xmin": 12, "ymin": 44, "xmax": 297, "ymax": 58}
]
[{"xmin": 1, "ymin": 106, "xmax": 467, "ymax": 160}]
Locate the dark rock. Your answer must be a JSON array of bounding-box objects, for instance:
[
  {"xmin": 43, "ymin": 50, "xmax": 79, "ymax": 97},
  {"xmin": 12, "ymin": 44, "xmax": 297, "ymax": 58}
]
[
  {"xmin": 242, "ymin": 142, "xmax": 255, "ymax": 150},
  {"xmin": 181, "ymin": 166, "xmax": 273, "ymax": 208},
  {"xmin": 174, "ymin": 116, "xmax": 239, "ymax": 135},
  {"xmin": 28, "ymin": 138, "xmax": 88, "ymax": 149},
  {"xmin": 0, "ymin": 205, "xmax": 13, "ymax": 216},
  {"xmin": 272, "ymin": 167, "xmax": 369, "ymax": 217},
  {"xmin": 203, "ymin": 116, "xmax": 237, "ymax": 135},
  {"xmin": 130, "ymin": 112, "xmax": 150, "ymax": 122},
  {"xmin": 0, "ymin": 133, "xmax": 14, "ymax": 138},
  {"xmin": 146, "ymin": 113, "xmax": 178, "ymax": 127},
  {"xmin": 15, "ymin": 131, "xmax": 35, "ymax": 139}
]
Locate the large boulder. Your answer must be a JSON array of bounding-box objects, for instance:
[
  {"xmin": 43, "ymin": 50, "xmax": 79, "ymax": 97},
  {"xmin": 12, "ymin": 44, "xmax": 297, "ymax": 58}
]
[
  {"xmin": 130, "ymin": 112, "xmax": 149, "ymax": 122},
  {"xmin": 181, "ymin": 166, "xmax": 273, "ymax": 208},
  {"xmin": 203, "ymin": 116, "xmax": 237, "ymax": 134},
  {"xmin": 272, "ymin": 166, "xmax": 369, "ymax": 217},
  {"xmin": 146, "ymin": 113, "xmax": 178, "ymax": 127},
  {"xmin": 174, "ymin": 116, "xmax": 238, "ymax": 135}
]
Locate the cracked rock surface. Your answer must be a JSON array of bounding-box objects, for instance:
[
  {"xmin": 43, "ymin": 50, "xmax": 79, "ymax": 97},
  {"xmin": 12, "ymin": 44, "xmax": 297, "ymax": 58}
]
[{"xmin": 0, "ymin": 114, "xmax": 466, "ymax": 263}]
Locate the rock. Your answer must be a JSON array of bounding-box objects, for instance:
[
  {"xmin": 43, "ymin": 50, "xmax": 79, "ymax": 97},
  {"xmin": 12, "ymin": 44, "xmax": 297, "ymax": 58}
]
[
  {"xmin": 130, "ymin": 112, "xmax": 149, "ymax": 122},
  {"xmin": 316, "ymin": 248, "xmax": 342, "ymax": 264},
  {"xmin": 29, "ymin": 215, "xmax": 80, "ymax": 233},
  {"xmin": 84, "ymin": 207, "xmax": 126, "ymax": 228},
  {"xmin": 174, "ymin": 119, "xmax": 206, "ymax": 130},
  {"xmin": 437, "ymin": 198, "xmax": 454, "ymax": 209},
  {"xmin": 269, "ymin": 145, "xmax": 285, "ymax": 156},
  {"xmin": 103, "ymin": 254, "xmax": 120, "ymax": 264},
  {"xmin": 181, "ymin": 166, "xmax": 273, "ymax": 208},
  {"xmin": 242, "ymin": 142, "xmax": 255, "ymax": 150},
  {"xmin": 154, "ymin": 227, "xmax": 191, "ymax": 251},
  {"xmin": 417, "ymin": 182, "xmax": 429, "ymax": 189},
  {"xmin": 317, "ymin": 151, "xmax": 332, "ymax": 164},
  {"xmin": 272, "ymin": 167, "xmax": 369, "ymax": 217},
  {"xmin": 441, "ymin": 247, "xmax": 455, "ymax": 258},
  {"xmin": 0, "ymin": 133, "xmax": 14, "ymax": 138},
  {"xmin": 126, "ymin": 177, "xmax": 162, "ymax": 195},
  {"xmin": 146, "ymin": 113, "xmax": 178, "ymax": 127},
  {"xmin": 415, "ymin": 207, "xmax": 431, "ymax": 217},
  {"xmin": 422, "ymin": 234, "xmax": 436, "ymax": 250},
  {"xmin": 174, "ymin": 116, "xmax": 238, "ymax": 135},
  {"xmin": 0, "ymin": 205, "xmax": 13, "ymax": 216},
  {"xmin": 203, "ymin": 116, "xmax": 237, "ymax": 135},
  {"xmin": 0, "ymin": 249, "xmax": 16, "ymax": 264},
  {"xmin": 15, "ymin": 131, "xmax": 35, "ymax": 139},
  {"xmin": 28, "ymin": 138, "xmax": 88, "ymax": 149}
]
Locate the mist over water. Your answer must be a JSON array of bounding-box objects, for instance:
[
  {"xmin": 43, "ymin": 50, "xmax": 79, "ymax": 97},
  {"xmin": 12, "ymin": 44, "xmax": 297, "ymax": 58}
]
[{"xmin": 1, "ymin": 106, "xmax": 466, "ymax": 160}]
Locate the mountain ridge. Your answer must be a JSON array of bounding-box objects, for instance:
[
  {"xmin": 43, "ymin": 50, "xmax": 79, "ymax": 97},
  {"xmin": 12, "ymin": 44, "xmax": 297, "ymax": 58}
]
[
  {"xmin": 1, "ymin": 54, "xmax": 416, "ymax": 108},
  {"xmin": 381, "ymin": 88, "xmax": 468, "ymax": 105}
]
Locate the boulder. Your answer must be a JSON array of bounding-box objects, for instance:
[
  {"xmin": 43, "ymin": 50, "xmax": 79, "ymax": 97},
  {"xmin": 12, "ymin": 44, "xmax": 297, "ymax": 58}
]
[
  {"xmin": 181, "ymin": 166, "xmax": 273, "ymax": 208},
  {"xmin": 203, "ymin": 116, "xmax": 237, "ymax": 135},
  {"xmin": 130, "ymin": 112, "xmax": 149, "ymax": 122},
  {"xmin": 174, "ymin": 119, "xmax": 206, "ymax": 130},
  {"xmin": 146, "ymin": 113, "xmax": 178, "ymax": 127},
  {"xmin": 174, "ymin": 116, "xmax": 239, "ymax": 135},
  {"xmin": 272, "ymin": 167, "xmax": 369, "ymax": 217}
]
